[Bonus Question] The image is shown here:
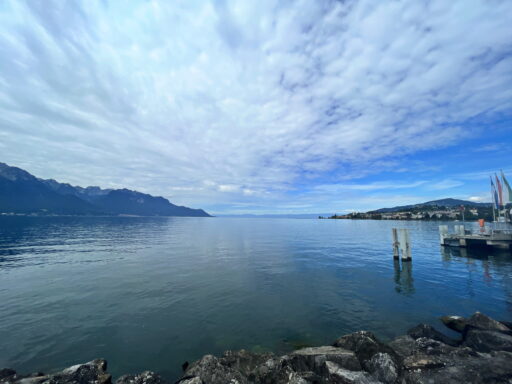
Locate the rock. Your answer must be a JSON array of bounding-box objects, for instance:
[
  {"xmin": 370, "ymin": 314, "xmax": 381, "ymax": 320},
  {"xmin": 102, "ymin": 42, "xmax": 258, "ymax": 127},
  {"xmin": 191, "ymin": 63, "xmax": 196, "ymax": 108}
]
[
  {"xmin": 465, "ymin": 312, "xmax": 511, "ymax": 333},
  {"xmin": 253, "ymin": 356, "xmax": 320, "ymax": 384},
  {"xmin": 0, "ymin": 360, "xmax": 111, "ymax": 384},
  {"xmin": 440, "ymin": 315, "xmax": 467, "ymax": 333},
  {"xmin": 49, "ymin": 359, "xmax": 111, "ymax": 384},
  {"xmin": 407, "ymin": 323, "xmax": 459, "ymax": 346},
  {"xmin": 220, "ymin": 349, "xmax": 274, "ymax": 379},
  {"xmin": 183, "ymin": 354, "xmax": 247, "ymax": 384},
  {"xmin": 463, "ymin": 328, "xmax": 512, "ymax": 353},
  {"xmin": 403, "ymin": 351, "xmax": 512, "ymax": 383},
  {"xmin": 413, "ymin": 337, "xmax": 459, "ymax": 356},
  {"xmin": 364, "ymin": 353, "xmax": 397, "ymax": 384},
  {"xmin": 289, "ymin": 346, "xmax": 361, "ymax": 373},
  {"xmin": 323, "ymin": 361, "xmax": 382, "ymax": 384},
  {"xmin": 175, "ymin": 377, "xmax": 202, "ymax": 384},
  {"xmin": 333, "ymin": 331, "xmax": 396, "ymax": 364},
  {"xmin": 402, "ymin": 355, "xmax": 445, "ymax": 370},
  {"xmin": 388, "ymin": 335, "xmax": 417, "ymax": 359},
  {"xmin": 0, "ymin": 369, "xmax": 16, "ymax": 381},
  {"xmin": 115, "ymin": 371, "xmax": 164, "ymax": 384}
]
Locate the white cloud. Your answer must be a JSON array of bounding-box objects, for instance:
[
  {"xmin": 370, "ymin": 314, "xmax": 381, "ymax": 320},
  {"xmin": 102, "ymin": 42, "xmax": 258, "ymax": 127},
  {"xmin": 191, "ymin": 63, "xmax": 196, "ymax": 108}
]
[
  {"xmin": 468, "ymin": 196, "xmax": 486, "ymax": 202},
  {"xmin": 0, "ymin": 0, "xmax": 511, "ymax": 212}
]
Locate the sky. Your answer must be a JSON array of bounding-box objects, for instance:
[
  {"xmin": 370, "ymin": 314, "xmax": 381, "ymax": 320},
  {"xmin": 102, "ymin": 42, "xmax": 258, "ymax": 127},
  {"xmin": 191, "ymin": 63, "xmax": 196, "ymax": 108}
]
[{"xmin": 0, "ymin": 0, "xmax": 511, "ymax": 215}]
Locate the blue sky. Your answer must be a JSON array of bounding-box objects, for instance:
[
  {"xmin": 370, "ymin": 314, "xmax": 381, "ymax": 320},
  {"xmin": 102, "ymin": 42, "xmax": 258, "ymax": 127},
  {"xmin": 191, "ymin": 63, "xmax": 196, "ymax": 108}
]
[{"xmin": 0, "ymin": 0, "xmax": 511, "ymax": 214}]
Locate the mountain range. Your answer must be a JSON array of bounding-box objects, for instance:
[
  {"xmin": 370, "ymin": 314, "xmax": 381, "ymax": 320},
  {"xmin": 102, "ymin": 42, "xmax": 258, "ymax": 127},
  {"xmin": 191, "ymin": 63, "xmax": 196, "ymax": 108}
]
[
  {"xmin": 369, "ymin": 198, "xmax": 491, "ymax": 213},
  {"xmin": 0, "ymin": 162, "xmax": 210, "ymax": 217}
]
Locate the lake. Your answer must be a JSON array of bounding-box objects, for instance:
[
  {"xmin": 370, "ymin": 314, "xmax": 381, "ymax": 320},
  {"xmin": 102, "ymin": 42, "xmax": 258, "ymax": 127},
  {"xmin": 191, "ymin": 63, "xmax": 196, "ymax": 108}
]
[{"xmin": 0, "ymin": 216, "xmax": 511, "ymax": 381}]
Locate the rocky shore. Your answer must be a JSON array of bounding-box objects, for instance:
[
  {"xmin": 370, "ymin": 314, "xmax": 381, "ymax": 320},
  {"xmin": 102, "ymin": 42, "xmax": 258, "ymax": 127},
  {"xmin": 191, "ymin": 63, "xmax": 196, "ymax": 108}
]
[{"xmin": 2, "ymin": 312, "xmax": 512, "ymax": 384}]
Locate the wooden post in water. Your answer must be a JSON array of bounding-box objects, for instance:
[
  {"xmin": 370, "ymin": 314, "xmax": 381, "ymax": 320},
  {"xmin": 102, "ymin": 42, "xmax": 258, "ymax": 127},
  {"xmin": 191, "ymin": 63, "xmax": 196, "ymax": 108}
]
[
  {"xmin": 392, "ymin": 228, "xmax": 400, "ymax": 259},
  {"xmin": 439, "ymin": 225, "xmax": 448, "ymax": 246},
  {"xmin": 398, "ymin": 228, "xmax": 412, "ymax": 261}
]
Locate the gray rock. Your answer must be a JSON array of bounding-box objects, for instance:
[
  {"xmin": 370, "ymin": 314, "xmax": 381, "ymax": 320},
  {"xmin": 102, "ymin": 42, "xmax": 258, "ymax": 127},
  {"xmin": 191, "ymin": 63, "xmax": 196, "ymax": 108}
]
[
  {"xmin": 323, "ymin": 361, "xmax": 382, "ymax": 384},
  {"xmin": 413, "ymin": 337, "xmax": 459, "ymax": 356},
  {"xmin": 290, "ymin": 346, "xmax": 361, "ymax": 374},
  {"xmin": 465, "ymin": 312, "xmax": 511, "ymax": 333},
  {"xmin": 440, "ymin": 315, "xmax": 467, "ymax": 333},
  {"xmin": 463, "ymin": 328, "xmax": 512, "ymax": 353},
  {"xmin": 252, "ymin": 356, "xmax": 320, "ymax": 384},
  {"xmin": 220, "ymin": 349, "xmax": 274, "ymax": 379},
  {"xmin": 175, "ymin": 378, "xmax": 202, "ymax": 384},
  {"xmin": 387, "ymin": 335, "xmax": 417, "ymax": 359},
  {"xmin": 364, "ymin": 353, "xmax": 397, "ymax": 384},
  {"xmin": 407, "ymin": 324, "xmax": 458, "ymax": 346},
  {"xmin": 46, "ymin": 359, "xmax": 111, "ymax": 384},
  {"xmin": 333, "ymin": 331, "xmax": 396, "ymax": 364},
  {"xmin": 115, "ymin": 371, "xmax": 164, "ymax": 384},
  {"xmin": 403, "ymin": 351, "xmax": 512, "ymax": 383},
  {"xmin": 183, "ymin": 354, "xmax": 247, "ymax": 384},
  {"xmin": 0, "ymin": 369, "xmax": 16, "ymax": 381}
]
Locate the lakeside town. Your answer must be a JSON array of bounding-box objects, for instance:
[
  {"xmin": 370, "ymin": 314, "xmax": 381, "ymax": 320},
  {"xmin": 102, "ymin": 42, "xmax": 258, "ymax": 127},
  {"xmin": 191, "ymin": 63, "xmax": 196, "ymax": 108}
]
[{"xmin": 321, "ymin": 200, "xmax": 497, "ymax": 221}]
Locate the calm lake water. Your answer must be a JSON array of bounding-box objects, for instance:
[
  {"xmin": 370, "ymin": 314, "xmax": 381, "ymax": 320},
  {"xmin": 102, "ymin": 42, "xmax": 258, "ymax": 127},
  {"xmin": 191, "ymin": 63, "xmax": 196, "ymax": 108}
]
[{"xmin": 1, "ymin": 217, "xmax": 511, "ymax": 380}]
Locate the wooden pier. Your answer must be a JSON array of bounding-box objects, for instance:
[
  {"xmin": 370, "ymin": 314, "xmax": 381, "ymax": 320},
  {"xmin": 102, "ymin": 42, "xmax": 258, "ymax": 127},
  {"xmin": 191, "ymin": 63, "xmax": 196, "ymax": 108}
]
[{"xmin": 439, "ymin": 225, "xmax": 512, "ymax": 250}]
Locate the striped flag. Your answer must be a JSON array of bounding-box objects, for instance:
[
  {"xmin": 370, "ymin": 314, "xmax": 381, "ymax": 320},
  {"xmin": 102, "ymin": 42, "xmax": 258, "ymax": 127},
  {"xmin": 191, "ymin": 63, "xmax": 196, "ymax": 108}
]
[
  {"xmin": 501, "ymin": 170, "xmax": 512, "ymax": 205},
  {"xmin": 491, "ymin": 176, "xmax": 499, "ymax": 209},
  {"xmin": 496, "ymin": 174, "xmax": 503, "ymax": 208}
]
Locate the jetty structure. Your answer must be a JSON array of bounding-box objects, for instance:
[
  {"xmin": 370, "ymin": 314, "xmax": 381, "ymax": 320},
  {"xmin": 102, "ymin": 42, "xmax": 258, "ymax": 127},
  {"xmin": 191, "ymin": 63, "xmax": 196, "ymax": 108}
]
[{"xmin": 439, "ymin": 171, "xmax": 512, "ymax": 251}]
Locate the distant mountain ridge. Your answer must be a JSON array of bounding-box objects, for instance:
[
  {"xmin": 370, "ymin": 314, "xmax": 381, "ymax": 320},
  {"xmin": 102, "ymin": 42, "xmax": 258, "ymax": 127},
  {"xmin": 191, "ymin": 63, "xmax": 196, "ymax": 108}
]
[
  {"xmin": 370, "ymin": 198, "xmax": 491, "ymax": 213},
  {"xmin": 0, "ymin": 162, "xmax": 210, "ymax": 217}
]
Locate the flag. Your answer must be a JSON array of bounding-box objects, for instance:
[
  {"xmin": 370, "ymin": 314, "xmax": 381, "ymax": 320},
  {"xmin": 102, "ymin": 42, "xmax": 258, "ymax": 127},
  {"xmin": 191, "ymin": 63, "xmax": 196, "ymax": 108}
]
[
  {"xmin": 501, "ymin": 170, "xmax": 512, "ymax": 205},
  {"xmin": 491, "ymin": 176, "xmax": 499, "ymax": 209},
  {"xmin": 496, "ymin": 174, "xmax": 503, "ymax": 208}
]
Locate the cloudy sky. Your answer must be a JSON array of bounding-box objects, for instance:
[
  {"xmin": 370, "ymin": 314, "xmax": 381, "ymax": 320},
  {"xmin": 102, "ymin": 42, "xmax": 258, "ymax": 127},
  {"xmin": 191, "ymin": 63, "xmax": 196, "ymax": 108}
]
[{"xmin": 0, "ymin": 0, "xmax": 511, "ymax": 214}]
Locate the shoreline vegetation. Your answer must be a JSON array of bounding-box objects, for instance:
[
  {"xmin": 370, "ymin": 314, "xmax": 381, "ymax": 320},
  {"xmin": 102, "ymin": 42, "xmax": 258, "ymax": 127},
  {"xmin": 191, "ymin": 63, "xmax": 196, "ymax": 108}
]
[{"xmin": 2, "ymin": 312, "xmax": 512, "ymax": 384}]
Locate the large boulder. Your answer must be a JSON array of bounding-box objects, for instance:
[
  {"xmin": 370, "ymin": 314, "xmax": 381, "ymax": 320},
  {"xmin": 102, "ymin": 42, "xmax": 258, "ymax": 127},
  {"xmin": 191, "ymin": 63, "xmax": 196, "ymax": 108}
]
[
  {"xmin": 252, "ymin": 356, "xmax": 321, "ymax": 384},
  {"xmin": 219, "ymin": 349, "xmax": 274, "ymax": 379},
  {"xmin": 115, "ymin": 371, "xmax": 164, "ymax": 384},
  {"xmin": 402, "ymin": 351, "xmax": 512, "ymax": 383},
  {"xmin": 463, "ymin": 329, "xmax": 512, "ymax": 353},
  {"xmin": 333, "ymin": 331, "xmax": 397, "ymax": 365},
  {"xmin": 323, "ymin": 361, "xmax": 382, "ymax": 384},
  {"xmin": 465, "ymin": 312, "xmax": 511, "ymax": 333},
  {"xmin": 0, "ymin": 360, "xmax": 112, "ymax": 384},
  {"xmin": 0, "ymin": 369, "xmax": 16, "ymax": 382},
  {"xmin": 387, "ymin": 335, "xmax": 417, "ymax": 359},
  {"xmin": 289, "ymin": 346, "xmax": 361, "ymax": 374},
  {"xmin": 364, "ymin": 353, "xmax": 397, "ymax": 384},
  {"xmin": 440, "ymin": 315, "xmax": 467, "ymax": 333},
  {"xmin": 407, "ymin": 324, "xmax": 459, "ymax": 346},
  {"xmin": 183, "ymin": 354, "xmax": 247, "ymax": 384}
]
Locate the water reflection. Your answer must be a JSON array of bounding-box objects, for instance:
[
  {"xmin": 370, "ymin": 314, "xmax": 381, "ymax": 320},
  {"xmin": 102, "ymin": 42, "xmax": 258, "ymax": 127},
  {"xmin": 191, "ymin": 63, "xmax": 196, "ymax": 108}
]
[
  {"xmin": 393, "ymin": 259, "xmax": 414, "ymax": 295},
  {"xmin": 440, "ymin": 245, "xmax": 512, "ymax": 311}
]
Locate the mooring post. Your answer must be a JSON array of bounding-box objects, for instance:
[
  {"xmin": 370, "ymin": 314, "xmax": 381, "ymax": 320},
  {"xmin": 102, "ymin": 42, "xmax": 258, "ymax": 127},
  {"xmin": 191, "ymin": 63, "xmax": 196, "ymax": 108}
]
[
  {"xmin": 398, "ymin": 228, "xmax": 411, "ymax": 261},
  {"xmin": 458, "ymin": 225, "xmax": 465, "ymax": 236},
  {"xmin": 392, "ymin": 228, "xmax": 399, "ymax": 259},
  {"xmin": 439, "ymin": 225, "xmax": 448, "ymax": 246}
]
